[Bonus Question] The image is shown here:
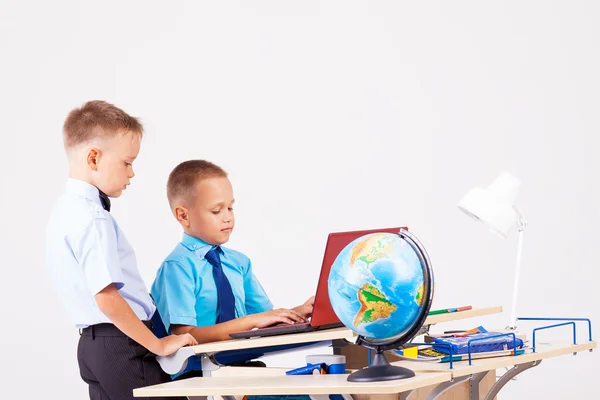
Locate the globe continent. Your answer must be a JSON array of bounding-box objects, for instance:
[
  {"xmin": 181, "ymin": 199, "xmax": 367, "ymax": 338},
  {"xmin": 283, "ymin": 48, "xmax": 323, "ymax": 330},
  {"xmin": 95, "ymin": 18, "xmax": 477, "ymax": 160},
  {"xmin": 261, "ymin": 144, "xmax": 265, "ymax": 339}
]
[{"xmin": 328, "ymin": 233, "xmax": 425, "ymax": 341}]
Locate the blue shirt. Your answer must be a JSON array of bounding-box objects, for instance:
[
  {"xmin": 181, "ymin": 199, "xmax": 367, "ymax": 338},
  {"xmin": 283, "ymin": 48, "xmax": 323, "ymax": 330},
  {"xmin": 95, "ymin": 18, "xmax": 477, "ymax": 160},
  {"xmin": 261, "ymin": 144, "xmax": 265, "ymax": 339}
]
[
  {"xmin": 151, "ymin": 233, "xmax": 273, "ymax": 334},
  {"xmin": 45, "ymin": 179, "xmax": 155, "ymax": 328}
]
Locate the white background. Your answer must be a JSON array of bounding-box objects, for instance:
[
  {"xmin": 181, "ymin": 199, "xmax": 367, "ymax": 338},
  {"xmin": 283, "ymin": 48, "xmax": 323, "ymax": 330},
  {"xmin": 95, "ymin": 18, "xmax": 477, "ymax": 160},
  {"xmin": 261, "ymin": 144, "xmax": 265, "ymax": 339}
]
[{"xmin": 1, "ymin": 1, "xmax": 598, "ymax": 399}]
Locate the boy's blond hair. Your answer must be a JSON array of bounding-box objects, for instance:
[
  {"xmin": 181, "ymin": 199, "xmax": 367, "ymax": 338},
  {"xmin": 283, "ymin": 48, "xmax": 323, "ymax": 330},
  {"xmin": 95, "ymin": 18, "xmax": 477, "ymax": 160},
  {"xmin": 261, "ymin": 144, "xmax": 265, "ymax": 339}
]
[
  {"xmin": 63, "ymin": 100, "xmax": 144, "ymax": 151},
  {"xmin": 167, "ymin": 160, "xmax": 228, "ymax": 208}
]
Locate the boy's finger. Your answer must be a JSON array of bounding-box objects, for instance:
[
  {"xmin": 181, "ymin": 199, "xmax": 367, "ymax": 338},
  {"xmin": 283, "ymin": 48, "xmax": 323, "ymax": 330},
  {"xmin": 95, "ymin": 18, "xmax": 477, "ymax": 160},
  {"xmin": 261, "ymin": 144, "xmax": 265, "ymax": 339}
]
[
  {"xmin": 290, "ymin": 310, "xmax": 307, "ymax": 321},
  {"xmin": 284, "ymin": 310, "xmax": 301, "ymax": 320},
  {"xmin": 188, "ymin": 333, "xmax": 198, "ymax": 342},
  {"xmin": 292, "ymin": 315, "xmax": 305, "ymax": 323},
  {"xmin": 180, "ymin": 335, "xmax": 192, "ymax": 345},
  {"xmin": 279, "ymin": 311, "xmax": 301, "ymax": 322}
]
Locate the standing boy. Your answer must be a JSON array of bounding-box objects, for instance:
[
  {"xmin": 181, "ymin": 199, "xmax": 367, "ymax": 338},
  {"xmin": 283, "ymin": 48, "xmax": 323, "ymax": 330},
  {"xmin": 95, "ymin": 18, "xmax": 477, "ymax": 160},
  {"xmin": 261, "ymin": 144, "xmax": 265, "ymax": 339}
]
[{"xmin": 45, "ymin": 100, "xmax": 197, "ymax": 400}]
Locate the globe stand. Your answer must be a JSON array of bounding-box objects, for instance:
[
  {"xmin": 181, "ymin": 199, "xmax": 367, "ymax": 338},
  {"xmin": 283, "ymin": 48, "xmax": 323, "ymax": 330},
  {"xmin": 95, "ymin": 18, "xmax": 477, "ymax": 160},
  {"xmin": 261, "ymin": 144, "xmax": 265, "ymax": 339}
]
[{"xmin": 347, "ymin": 349, "xmax": 415, "ymax": 382}]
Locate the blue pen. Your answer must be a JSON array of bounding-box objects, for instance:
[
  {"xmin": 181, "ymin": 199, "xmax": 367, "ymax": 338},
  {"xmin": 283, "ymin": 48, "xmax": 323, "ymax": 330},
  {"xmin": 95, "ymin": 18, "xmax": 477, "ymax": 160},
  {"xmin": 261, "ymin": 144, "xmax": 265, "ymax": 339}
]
[{"xmin": 286, "ymin": 363, "xmax": 326, "ymax": 375}]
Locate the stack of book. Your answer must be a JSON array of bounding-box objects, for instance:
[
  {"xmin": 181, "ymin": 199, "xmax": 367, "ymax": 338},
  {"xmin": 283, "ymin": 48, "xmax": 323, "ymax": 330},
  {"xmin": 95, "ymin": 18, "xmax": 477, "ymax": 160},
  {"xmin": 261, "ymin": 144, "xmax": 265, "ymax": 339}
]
[{"xmin": 394, "ymin": 327, "xmax": 528, "ymax": 363}]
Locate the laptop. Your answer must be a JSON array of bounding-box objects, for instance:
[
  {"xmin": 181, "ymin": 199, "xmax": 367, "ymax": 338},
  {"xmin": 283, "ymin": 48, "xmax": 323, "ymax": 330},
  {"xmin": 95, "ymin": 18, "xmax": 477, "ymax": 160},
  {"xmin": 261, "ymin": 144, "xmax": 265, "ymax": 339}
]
[{"xmin": 229, "ymin": 226, "xmax": 407, "ymax": 339}]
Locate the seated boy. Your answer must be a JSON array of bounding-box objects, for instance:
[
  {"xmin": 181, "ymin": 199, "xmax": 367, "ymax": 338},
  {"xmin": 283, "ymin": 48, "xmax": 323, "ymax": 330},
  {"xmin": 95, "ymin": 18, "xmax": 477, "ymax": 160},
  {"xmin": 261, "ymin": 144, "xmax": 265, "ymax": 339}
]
[{"xmin": 151, "ymin": 160, "xmax": 314, "ymax": 375}]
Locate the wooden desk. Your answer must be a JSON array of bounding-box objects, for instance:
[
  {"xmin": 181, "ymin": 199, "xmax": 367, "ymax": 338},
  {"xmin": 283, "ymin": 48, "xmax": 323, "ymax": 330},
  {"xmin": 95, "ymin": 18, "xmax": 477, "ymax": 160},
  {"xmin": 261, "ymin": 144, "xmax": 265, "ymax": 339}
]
[
  {"xmin": 420, "ymin": 306, "xmax": 502, "ymax": 326},
  {"xmin": 134, "ymin": 371, "xmax": 452, "ymax": 397},
  {"xmin": 134, "ymin": 341, "xmax": 596, "ymax": 399},
  {"xmin": 386, "ymin": 341, "xmax": 597, "ymax": 400},
  {"xmin": 190, "ymin": 327, "xmax": 355, "ymax": 354},
  {"xmin": 156, "ymin": 327, "xmax": 356, "ymax": 375},
  {"xmin": 156, "ymin": 306, "xmax": 503, "ymax": 375},
  {"xmin": 393, "ymin": 342, "xmax": 596, "ymax": 377}
]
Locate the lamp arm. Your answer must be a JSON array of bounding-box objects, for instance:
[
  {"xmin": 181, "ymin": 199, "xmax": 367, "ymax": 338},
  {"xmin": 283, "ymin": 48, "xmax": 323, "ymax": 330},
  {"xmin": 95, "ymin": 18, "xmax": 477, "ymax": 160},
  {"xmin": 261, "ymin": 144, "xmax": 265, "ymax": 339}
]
[
  {"xmin": 508, "ymin": 224, "xmax": 525, "ymax": 330},
  {"xmin": 507, "ymin": 206, "xmax": 527, "ymax": 329},
  {"xmin": 513, "ymin": 206, "xmax": 528, "ymax": 232}
]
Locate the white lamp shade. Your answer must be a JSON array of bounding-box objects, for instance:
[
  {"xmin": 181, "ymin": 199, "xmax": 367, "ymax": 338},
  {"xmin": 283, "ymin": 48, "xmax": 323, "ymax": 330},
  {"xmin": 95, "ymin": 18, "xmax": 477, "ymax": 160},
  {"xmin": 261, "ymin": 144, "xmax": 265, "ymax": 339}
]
[{"xmin": 458, "ymin": 172, "xmax": 521, "ymax": 238}]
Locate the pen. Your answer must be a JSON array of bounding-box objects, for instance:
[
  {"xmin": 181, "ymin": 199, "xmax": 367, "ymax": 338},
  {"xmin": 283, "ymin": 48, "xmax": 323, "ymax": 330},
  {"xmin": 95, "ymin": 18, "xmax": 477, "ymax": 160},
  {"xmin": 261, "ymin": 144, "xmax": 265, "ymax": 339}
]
[{"xmin": 428, "ymin": 306, "xmax": 472, "ymax": 315}]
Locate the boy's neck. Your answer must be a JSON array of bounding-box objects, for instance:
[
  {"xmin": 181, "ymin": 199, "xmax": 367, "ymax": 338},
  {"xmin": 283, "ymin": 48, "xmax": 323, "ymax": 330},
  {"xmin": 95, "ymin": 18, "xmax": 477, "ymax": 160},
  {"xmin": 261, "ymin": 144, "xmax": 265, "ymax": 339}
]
[
  {"xmin": 69, "ymin": 164, "xmax": 95, "ymax": 188},
  {"xmin": 182, "ymin": 229, "xmax": 223, "ymax": 247}
]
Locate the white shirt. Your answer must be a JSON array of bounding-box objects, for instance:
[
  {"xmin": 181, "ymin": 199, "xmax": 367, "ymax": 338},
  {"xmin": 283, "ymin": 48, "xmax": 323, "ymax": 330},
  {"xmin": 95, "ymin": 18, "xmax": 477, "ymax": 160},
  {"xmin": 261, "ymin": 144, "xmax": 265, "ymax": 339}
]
[{"xmin": 45, "ymin": 178, "xmax": 155, "ymax": 328}]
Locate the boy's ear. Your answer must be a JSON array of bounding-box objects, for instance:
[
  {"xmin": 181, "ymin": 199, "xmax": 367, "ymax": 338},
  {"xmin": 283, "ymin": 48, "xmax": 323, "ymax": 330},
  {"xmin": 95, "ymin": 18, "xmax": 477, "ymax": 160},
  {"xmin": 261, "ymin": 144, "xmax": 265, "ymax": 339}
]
[
  {"xmin": 174, "ymin": 206, "xmax": 190, "ymax": 227},
  {"xmin": 87, "ymin": 148, "xmax": 101, "ymax": 171}
]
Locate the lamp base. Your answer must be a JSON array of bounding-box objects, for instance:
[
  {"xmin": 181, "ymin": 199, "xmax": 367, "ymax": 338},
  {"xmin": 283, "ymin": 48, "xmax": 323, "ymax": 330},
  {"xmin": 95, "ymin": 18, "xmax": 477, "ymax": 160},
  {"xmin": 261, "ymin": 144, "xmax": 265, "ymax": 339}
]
[{"xmin": 347, "ymin": 351, "xmax": 415, "ymax": 382}]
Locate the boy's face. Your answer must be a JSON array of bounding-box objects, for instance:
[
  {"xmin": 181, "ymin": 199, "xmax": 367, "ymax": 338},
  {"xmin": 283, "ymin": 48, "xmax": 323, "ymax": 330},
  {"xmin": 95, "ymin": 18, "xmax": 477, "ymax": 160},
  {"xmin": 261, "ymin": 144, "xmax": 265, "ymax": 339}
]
[
  {"xmin": 89, "ymin": 131, "xmax": 140, "ymax": 197},
  {"xmin": 182, "ymin": 177, "xmax": 235, "ymax": 245}
]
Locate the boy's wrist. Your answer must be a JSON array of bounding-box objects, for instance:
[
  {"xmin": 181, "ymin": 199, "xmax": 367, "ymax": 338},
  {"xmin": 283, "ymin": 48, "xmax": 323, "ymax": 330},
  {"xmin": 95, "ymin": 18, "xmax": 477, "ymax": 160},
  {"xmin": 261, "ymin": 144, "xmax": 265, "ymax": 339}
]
[
  {"xmin": 243, "ymin": 314, "xmax": 259, "ymax": 328},
  {"xmin": 146, "ymin": 337, "xmax": 163, "ymax": 354}
]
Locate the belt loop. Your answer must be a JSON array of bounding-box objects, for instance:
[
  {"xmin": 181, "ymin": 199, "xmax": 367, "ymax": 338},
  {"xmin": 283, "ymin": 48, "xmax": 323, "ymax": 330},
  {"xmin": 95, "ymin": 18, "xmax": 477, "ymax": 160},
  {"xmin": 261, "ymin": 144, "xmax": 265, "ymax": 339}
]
[{"xmin": 91, "ymin": 325, "xmax": 95, "ymax": 340}]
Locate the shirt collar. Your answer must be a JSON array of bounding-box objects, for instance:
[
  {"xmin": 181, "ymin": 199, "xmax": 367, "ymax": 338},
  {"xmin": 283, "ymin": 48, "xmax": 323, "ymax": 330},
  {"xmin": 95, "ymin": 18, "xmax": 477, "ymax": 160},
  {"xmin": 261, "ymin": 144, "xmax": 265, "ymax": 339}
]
[
  {"xmin": 66, "ymin": 178, "xmax": 102, "ymax": 207},
  {"xmin": 181, "ymin": 233, "xmax": 221, "ymax": 258}
]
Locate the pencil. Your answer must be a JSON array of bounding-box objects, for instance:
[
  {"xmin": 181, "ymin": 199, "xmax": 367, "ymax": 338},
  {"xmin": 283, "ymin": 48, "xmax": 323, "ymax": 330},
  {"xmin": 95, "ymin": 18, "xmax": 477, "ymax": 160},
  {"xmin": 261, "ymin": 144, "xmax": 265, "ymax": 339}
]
[{"xmin": 428, "ymin": 306, "xmax": 472, "ymax": 315}]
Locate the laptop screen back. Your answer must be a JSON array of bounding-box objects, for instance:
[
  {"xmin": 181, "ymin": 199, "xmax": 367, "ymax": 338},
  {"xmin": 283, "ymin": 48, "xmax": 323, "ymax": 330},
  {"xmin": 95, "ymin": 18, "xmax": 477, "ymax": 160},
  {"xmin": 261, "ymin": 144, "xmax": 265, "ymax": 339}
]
[{"xmin": 310, "ymin": 226, "xmax": 407, "ymax": 327}]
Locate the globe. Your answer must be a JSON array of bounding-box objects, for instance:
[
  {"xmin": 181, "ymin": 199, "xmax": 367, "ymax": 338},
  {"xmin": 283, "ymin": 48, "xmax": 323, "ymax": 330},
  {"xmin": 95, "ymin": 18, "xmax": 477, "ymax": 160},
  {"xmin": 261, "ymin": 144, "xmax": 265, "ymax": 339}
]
[{"xmin": 328, "ymin": 229, "xmax": 434, "ymax": 382}]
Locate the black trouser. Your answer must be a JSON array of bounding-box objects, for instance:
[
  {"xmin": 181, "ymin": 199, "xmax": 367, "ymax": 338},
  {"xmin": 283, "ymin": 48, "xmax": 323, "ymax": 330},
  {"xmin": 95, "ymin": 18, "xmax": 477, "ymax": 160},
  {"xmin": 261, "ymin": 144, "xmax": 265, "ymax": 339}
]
[{"xmin": 78, "ymin": 322, "xmax": 185, "ymax": 400}]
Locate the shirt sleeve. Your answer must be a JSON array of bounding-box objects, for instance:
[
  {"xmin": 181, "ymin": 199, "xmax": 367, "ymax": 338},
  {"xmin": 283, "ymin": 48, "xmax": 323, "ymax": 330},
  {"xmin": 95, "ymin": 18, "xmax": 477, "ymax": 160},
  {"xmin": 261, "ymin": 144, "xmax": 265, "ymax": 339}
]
[
  {"xmin": 151, "ymin": 260, "xmax": 198, "ymax": 333},
  {"xmin": 72, "ymin": 217, "xmax": 124, "ymax": 295},
  {"xmin": 243, "ymin": 259, "xmax": 273, "ymax": 314}
]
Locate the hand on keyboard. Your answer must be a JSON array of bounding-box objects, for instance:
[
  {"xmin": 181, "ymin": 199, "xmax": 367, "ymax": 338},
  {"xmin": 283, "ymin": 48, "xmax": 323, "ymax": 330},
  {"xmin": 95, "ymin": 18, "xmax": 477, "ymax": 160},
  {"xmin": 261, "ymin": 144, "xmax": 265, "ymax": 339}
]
[
  {"xmin": 292, "ymin": 296, "xmax": 315, "ymax": 319},
  {"xmin": 269, "ymin": 320, "xmax": 310, "ymax": 328},
  {"xmin": 251, "ymin": 308, "xmax": 307, "ymax": 329}
]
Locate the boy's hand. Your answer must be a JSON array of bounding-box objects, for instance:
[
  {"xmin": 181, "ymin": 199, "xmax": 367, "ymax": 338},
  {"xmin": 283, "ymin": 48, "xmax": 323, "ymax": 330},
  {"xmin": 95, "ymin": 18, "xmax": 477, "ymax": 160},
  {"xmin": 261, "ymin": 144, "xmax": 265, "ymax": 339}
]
[
  {"xmin": 292, "ymin": 296, "xmax": 315, "ymax": 319},
  {"xmin": 252, "ymin": 309, "xmax": 307, "ymax": 329},
  {"xmin": 154, "ymin": 333, "xmax": 198, "ymax": 356},
  {"xmin": 96, "ymin": 284, "xmax": 198, "ymax": 355}
]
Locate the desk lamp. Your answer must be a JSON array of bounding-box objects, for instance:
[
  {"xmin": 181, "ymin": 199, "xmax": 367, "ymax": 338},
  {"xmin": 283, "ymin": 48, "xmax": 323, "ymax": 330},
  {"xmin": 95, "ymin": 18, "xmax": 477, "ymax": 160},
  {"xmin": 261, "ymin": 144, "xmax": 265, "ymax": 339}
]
[{"xmin": 458, "ymin": 171, "xmax": 527, "ymax": 330}]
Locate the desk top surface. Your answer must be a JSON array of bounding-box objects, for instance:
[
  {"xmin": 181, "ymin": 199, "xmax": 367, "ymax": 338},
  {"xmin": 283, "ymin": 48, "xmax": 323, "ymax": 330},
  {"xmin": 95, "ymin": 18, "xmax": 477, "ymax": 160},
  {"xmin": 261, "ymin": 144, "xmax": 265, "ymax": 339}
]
[
  {"xmin": 187, "ymin": 305, "xmax": 503, "ymax": 354},
  {"xmin": 391, "ymin": 341, "xmax": 597, "ymax": 377},
  {"xmin": 188, "ymin": 327, "xmax": 355, "ymax": 354},
  {"xmin": 133, "ymin": 370, "xmax": 452, "ymax": 397},
  {"xmin": 136, "ymin": 340, "xmax": 596, "ymax": 397}
]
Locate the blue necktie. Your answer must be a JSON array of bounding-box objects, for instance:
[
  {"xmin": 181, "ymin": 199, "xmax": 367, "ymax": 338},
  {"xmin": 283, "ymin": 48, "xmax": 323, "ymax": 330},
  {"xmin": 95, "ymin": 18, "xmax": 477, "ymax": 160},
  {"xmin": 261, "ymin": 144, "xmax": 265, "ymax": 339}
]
[{"xmin": 205, "ymin": 247, "xmax": 236, "ymax": 323}]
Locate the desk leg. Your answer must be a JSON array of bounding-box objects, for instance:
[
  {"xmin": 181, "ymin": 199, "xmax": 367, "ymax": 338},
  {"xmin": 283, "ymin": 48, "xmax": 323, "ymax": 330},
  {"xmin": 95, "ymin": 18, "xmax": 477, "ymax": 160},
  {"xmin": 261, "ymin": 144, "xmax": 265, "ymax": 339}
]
[
  {"xmin": 310, "ymin": 393, "xmax": 355, "ymax": 400},
  {"xmin": 399, "ymin": 390, "xmax": 414, "ymax": 399},
  {"xmin": 189, "ymin": 355, "xmax": 231, "ymax": 400},
  {"xmin": 468, "ymin": 372, "xmax": 489, "ymax": 400},
  {"xmin": 423, "ymin": 375, "xmax": 471, "ymax": 400},
  {"xmin": 484, "ymin": 361, "xmax": 541, "ymax": 400},
  {"xmin": 200, "ymin": 354, "xmax": 221, "ymax": 378}
]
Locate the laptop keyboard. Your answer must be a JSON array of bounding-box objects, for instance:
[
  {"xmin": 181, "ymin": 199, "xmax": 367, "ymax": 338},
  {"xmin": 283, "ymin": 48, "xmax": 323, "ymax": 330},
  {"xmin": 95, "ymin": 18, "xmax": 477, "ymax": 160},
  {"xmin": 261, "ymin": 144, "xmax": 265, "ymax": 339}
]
[{"xmin": 263, "ymin": 322, "xmax": 309, "ymax": 330}]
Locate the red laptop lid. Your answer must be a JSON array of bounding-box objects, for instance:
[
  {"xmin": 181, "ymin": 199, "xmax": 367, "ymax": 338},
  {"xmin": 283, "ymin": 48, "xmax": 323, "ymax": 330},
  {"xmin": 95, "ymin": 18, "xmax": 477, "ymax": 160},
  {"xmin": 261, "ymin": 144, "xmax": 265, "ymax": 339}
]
[{"xmin": 310, "ymin": 227, "xmax": 408, "ymax": 327}]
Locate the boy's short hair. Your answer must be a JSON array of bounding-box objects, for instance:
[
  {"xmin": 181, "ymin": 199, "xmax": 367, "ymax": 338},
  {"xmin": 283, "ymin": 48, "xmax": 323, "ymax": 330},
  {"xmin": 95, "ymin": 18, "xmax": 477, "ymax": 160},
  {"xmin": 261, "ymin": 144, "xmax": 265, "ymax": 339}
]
[
  {"xmin": 63, "ymin": 100, "xmax": 144, "ymax": 150},
  {"xmin": 167, "ymin": 160, "xmax": 228, "ymax": 208}
]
